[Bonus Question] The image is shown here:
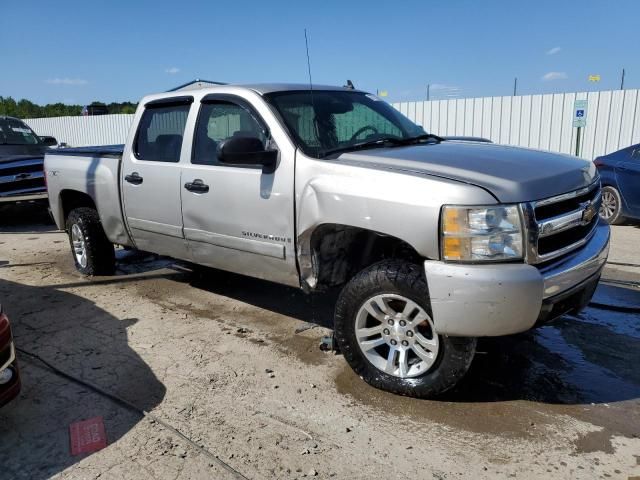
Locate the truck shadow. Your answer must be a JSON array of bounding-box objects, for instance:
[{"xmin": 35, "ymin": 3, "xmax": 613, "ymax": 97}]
[
  {"xmin": 0, "ymin": 202, "xmax": 56, "ymax": 233},
  {"xmin": 0, "ymin": 279, "xmax": 166, "ymax": 480},
  {"xmin": 93, "ymin": 253, "xmax": 640, "ymax": 408}
]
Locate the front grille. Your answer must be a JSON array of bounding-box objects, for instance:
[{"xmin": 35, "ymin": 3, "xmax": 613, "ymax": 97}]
[
  {"xmin": 0, "ymin": 158, "xmax": 46, "ymax": 197},
  {"xmin": 0, "ymin": 176, "xmax": 45, "ymax": 194},
  {"xmin": 526, "ymin": 181, "xmax": 601, "ymax": 264},
  {"xmin": 535, "ymin": 187, "xmax": 600, "ymax": 221},
  {"xmin": 0, "ymin": 158, "xmax": 43, "ymax": 177}
]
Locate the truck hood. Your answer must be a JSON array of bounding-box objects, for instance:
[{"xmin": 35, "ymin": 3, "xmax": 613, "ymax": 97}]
[{"xmin": 339, "ymin": 141, "xmax": 597, "ymax": 203}]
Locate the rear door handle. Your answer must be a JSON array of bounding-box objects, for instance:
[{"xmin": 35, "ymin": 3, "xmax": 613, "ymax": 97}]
[
  {"xmin": 184, "ymin": 179, "xmax": 209, "ymax": 193},
  {"xmin": 124, "ymin": 172, "xmax": 143, "ymax": 185}
]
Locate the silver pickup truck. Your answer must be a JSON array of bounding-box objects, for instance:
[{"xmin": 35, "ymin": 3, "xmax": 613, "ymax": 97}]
[{"xmin": 45, "ymin": 84, "xmax": 609, "ymax": 398}]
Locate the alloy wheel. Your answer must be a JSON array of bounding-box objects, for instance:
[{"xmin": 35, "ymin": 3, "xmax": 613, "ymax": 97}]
[
  {"xmin": 71, "ymin": 223, "xmax": 88, "ymax": 268},
  {"xmin": 355, "ymin": 294, "xmax": 439, "ymax": 378}
]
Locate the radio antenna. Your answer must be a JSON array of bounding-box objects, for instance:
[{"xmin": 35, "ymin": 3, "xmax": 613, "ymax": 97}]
[
  {"xmin": 304, "ymin": 28, "xmax": 318, "ymax": 142},
  {"xmin": 304, "ymin": 28, "xmax": 314, "ymax": 92}
]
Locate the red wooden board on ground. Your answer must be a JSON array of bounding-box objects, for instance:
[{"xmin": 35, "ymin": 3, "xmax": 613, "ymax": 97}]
[{"xmin": 69, "ymin": 416, "xmax": 107, "ymax": 455}]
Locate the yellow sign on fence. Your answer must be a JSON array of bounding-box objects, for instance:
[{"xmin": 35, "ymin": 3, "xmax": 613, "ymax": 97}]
[{"xmin": 588, "ymin": 75, "xmax": 601, "ymax": 82}]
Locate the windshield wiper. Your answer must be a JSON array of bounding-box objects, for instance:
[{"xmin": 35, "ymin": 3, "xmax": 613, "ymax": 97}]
[
  {"xmin": 395, "ymin": 133, "xmax": 445, "ymax": 145},
  {"xmin": 319, "ymin": 137, "xmax": 403, "ymax": 158},
  {"xmin": 319, "ymin": 133, "xmax": 444, "ymax": 158}
]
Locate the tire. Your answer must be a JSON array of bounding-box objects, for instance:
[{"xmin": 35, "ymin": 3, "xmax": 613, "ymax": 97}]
[
  {"xmin": 334, "ymin": 260, "xmax": 476, "ymax": 398},
  {"xmin": 65, "ymin": 207, "xmax": 115, "ymax": 276},
  {"xmin": 599, "ymin": 186, "xmax": 626, "ymax": 225}
]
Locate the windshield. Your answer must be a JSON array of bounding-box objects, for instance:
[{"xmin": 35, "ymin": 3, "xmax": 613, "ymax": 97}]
[
  {"xmin": 0, "ymin": 118, "xmax": 42, "ymax": 145},
  {"xmin": 265, "ymin": 90, "xmax": 426, "ymax": 158}
]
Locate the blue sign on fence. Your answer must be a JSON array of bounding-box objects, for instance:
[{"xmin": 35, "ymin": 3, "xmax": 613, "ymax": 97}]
[{"xmin": 573, "ymin": 100, "xmax": 588, "ymax": 127}]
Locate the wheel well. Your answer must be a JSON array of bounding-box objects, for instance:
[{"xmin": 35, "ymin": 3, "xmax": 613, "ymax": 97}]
[
  {"xmin": 59, "ymin": 190, "xmax": 97, "ymax": 225},
  {"xmin": 309, "ymin": 224, "xmax": 423, "ymax": 289}
]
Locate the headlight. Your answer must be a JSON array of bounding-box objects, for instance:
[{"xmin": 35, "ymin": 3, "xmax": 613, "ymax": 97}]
[{"xmin": 441, "ymin": 205, "xmax": 524, "ymax": 261}]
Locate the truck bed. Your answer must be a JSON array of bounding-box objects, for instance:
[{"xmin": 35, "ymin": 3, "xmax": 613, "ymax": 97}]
[
  {"xmin": 44, "ymin": 144, "xmax": 132, "ymax": 247},
  {"xmin": 45, "ymin": 144, "xmax": 124, "ymax": 158}
]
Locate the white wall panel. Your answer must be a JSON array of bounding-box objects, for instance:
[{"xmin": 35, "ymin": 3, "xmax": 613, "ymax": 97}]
[
  {"xmin": 393, "ymin": 89, "xmax": 640, "ymax": 159},
  {"xmin": 539, "ymin": 94, "xmax": 553, "ymax": 151},
  {"xmin": 619, "ymin": 90, "xmax": 637, "ymax": 146}
]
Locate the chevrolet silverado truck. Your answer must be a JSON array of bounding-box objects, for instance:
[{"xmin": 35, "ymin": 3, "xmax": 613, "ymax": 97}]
[
  {"xmin": 44, "ymin": 84, "xmax": 609, "ymax": 398},
  {"xmin": 0, "ymin": 116, "xmax": 57, "ymax": 204}
]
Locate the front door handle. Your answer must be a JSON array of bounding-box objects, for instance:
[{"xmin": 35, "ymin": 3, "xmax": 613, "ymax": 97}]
[
  {"xmin": 124, "ymin": 172, "xmax": 143, "ymax": 185},
  {"xmin": 184, "ymin": 179, "xmax": 209, "ymax": 193}
]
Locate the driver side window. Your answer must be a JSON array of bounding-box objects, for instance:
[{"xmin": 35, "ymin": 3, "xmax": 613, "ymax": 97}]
[{"xmin": 193, "ymin": 101, "xmax": 267, "ymax": 165}]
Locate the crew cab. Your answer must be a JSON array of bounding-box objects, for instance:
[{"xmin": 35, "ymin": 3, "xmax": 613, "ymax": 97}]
[
  {"xmin": 44, "ymin": 84, "xmax": 609, "ymax": 398},
  {"xmin": 0, "ymin": 116, "xmax": 57, "ymax": 204}
]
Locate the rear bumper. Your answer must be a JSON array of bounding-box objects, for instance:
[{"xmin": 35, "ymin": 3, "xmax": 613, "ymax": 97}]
[{"xmin": 424, "ymin": 220, "xmax": 610, "ymax": 337}]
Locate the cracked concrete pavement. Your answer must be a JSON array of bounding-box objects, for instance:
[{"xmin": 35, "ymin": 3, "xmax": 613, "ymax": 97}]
[{"xmin": 1, "ymin": 202, "xmax": 639, "ymax": 479}]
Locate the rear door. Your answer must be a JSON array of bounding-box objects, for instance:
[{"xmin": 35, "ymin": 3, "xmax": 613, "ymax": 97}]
[
  {"xmin": 180, "ymin": 94, "xmax": 298, "ymax": 286},
  {"xmin": 616, "ymin": 146, "xmax": 640, "ymax": 212},
  {"xmin": 121, "ymin": 96, "xmax": 192, "ymax": 258}
]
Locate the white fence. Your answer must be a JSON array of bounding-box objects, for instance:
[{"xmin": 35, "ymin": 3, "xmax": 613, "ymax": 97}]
[
  {"xmin": 25, "ymin": 114, "xmax": 134, "ymax": 147},
  {"xmin": 393, "ymin": 89, "xmax": 640, "ymax": 160},
  {"xmin": 24, "ymin": 89, "xmax": 640, "ymax": 160}
]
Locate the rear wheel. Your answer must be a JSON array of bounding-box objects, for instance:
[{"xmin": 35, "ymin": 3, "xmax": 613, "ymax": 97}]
[
  {"xmin": 66, "ymin": 208, "xmax": 115, "ymax": 276},
  {"xmin": 334, "ymin": 260, "xmax": 476, "ymax": 398},
  {"xmin": 600, "ymin": 186, "xmax": 625, "ymax": 225}
]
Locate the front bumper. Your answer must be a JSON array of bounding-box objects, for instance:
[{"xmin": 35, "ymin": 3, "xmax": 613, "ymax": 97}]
[{"xmin": 424, "ymin": 220, "xmax": 610, "ymax": 337}]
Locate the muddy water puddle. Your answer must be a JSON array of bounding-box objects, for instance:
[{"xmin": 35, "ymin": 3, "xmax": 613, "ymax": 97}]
[{"xmin": 336, "ymin": 301, "xmax": 640, "ymax": 447}]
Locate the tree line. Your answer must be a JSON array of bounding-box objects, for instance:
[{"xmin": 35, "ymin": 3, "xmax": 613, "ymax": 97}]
[{"xmin": 0, "ymin": 96, "xmax": 137, "ymax": 118}]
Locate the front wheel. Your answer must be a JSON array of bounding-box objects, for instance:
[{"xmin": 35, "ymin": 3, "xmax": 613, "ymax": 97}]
[
  {"xmin": 599, "ymin": 186, "xmax": 626, "ymax": 225},
  {"xmin": 334, "ymin": 260, "xmax": 476, "ymax": 398},
  {"xmin": 66, "ymin": 208, "xmax": 115, "ymax": 276}
]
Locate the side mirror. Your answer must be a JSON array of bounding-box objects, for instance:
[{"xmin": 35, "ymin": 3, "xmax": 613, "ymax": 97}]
[
  {"xmin": 217, "ymin": 136, "xmax": 277, "ymax": 172},
  {"xmin": 40, "ymin": 136, "xmax": 58, "ymax": 147}
]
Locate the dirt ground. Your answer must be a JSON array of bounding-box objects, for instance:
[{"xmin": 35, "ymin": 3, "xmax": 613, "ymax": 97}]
[{"xmin": 1, "ymin": 202, "xmax": 639, "ymax": 480}]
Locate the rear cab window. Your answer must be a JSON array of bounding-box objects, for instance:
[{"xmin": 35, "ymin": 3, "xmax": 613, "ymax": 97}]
[{"xmin": 134, "ymin": 97, "xmax": 192, "ymax": 162}]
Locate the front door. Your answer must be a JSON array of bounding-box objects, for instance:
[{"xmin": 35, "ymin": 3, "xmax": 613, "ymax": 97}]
[
  {"xmin": 121, "ymin": 97, "xmax": 192, "ymax": 259},
  {"xmin": 616, "ymin": 147, "xmax": 640, "ymax": 211},
  {"xmin": 180, "ymin": 94, "xmax": 298, "ymax": 286}
]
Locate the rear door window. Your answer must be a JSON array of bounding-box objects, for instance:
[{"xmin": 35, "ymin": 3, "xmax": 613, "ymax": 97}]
[{"xmin": 135, "ymin": 103, "xmax": 191, "ymax": 162}]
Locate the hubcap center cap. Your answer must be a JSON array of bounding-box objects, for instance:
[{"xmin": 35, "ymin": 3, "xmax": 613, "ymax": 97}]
[{"xmin": 383, "ymin": 322, "xmax": 413, "ymax": 346}]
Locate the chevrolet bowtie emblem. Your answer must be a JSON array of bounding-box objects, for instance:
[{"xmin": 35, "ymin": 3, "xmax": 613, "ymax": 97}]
[
  {"xmin": 14, "ymin": 173, "xmax": 31, "ymax": 181},
  {"xmin": 581, "ymin": 201, "xmax": 597, "ymax": 224}
]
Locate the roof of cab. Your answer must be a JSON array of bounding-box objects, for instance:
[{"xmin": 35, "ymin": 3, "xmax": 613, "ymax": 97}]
[
  {"xmin": 240, "ymin": 83, "xmax": 364, "ymax": 95},
  {"xmin": 143, "ymin": 83, "xmax": 366, "ymax": 106}
]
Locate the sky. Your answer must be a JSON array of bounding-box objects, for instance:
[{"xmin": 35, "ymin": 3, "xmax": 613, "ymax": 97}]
[{"xmin": 1, "ymin": 0, "xmax": 638, "ymax": 105}]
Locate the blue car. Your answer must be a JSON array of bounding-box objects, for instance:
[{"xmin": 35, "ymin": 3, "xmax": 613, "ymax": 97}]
[{"xmin": 595, "ymin": 143, "xmax": 640, "ymax": 224}]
